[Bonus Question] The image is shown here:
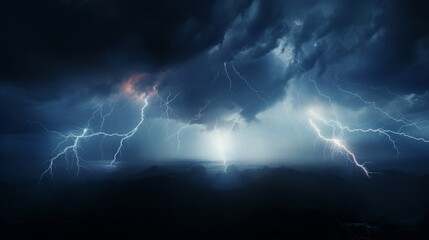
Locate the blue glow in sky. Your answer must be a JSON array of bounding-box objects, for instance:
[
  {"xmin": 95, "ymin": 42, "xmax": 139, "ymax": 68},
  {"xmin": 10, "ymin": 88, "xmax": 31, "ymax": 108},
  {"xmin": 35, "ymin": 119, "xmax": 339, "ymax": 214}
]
[{"xmin": 1, "ymin": 0, "xmax": 429, "ymax": 181}]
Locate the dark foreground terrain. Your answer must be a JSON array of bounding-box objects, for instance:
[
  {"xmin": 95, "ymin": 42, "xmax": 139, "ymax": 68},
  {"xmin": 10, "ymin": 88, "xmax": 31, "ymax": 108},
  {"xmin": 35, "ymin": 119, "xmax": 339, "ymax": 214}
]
[{"xmin": 2, "ymin": 166, "xmax": 429, "ymax": 239}]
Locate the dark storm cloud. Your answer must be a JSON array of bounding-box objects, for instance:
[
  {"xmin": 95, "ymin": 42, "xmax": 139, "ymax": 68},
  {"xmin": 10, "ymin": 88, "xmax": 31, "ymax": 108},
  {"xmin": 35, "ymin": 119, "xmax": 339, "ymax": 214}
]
[
  {"xmin": 154, "ymin": 0, "xmax": 429, "ymax": 122},
  {"xmin": 0, "ymin": 86, "xmax": 39, "ymax": 134},
  {"xmin": 0, "ymin": 0, "xmax": 251, "ymax": 89},
  {"xmin": 292, "ymin": 0, "xmax": 429, "ymax": 93},
  {"xmin": 1, "ymin": 0, "xmax": 429, "ymax": 130}
]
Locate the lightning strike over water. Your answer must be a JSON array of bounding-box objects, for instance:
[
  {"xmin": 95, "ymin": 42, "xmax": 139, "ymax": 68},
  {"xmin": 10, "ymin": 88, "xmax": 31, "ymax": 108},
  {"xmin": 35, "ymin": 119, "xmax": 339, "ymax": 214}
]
[{"xmin": 214, "ymin": 119, "xmax": 228, "ymax": 172}]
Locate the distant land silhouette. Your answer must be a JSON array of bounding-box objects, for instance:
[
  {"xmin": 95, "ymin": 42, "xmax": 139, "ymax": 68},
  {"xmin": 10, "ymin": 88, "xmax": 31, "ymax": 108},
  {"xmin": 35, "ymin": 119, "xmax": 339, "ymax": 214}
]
[{"xmin": 2, "ymin": 165, "xmax": 429, "ymax": 239}]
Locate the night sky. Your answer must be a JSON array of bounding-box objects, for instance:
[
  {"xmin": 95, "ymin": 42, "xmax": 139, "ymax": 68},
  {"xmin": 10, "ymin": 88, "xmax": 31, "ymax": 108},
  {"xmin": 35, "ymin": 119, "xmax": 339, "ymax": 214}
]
[
  {"xmin": 1, "ymin": 0, "xmax": 429, "ymax": 180},
  {"xmin": 3, "ymin": 1, "xmax": 429, "ymax": 239}
]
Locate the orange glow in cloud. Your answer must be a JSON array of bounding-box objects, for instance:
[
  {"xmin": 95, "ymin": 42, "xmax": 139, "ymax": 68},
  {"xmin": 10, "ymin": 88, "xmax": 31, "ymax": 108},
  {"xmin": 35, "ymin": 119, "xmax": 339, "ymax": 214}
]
[{"xmin": 121, "ymin": 73, "xmax": 158, "ymax": 101}]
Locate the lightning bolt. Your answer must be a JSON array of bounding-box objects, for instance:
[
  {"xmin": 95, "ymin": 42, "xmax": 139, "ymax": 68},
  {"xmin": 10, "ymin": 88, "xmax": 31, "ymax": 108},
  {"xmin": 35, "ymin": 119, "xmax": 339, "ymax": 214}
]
[
  {"xmin": 38, "ymin": 96, "xmax": 150, "ymax": 184},
  {"xmin": 230, "ymin": 63, "xmax": 269, "ymax": 104},
  {"xmin": 223, "ymin": 61, "xmax": 270, "ymax": 105},
  {"xmin": 109, "ymin": 97, "xmax": 149, "ymax": 164},
  {"xmin": 290, "ymin": 55, "xmax": 429, "ymax": 175},
  {"xmin": 38, "ymin": 128, "xmax": 88, "ymax": 184},
  {"xmin": 371, "ymin": 85, "xmax": 429, "ymax": 131},
  {"xmin": 146, "ymin": 91, "xmax": 181, "ymax": 138},
  {"xmin": 214, "ymin": 119, "xmax": 228, "ymax": 172},
  {"xmin": 98, "ymin": 97, "xmax": 117, "ymax": 131},
  {"xmin": 333, "ymin": 81, "xmax": 420, "ymax": 130},
  {"xmin": 169, "ymin": 101, "xmax": 210, "ymax": 156},
  {"xmin": 306, "ymin": 99, "xmax": 402, "ymax": 175},
  {"xmin": 308, "ymin": 118, "xmax": 370, "ymax": 177},
  {"xmin": 307, "ymin": 102, "xmax": 429, "ymax": 177},
  {"xmin": 159, "ymin": 91, "xmax": 180, "ymax": 134},
  {"xmin": 97, "ymin": 96, "xmax": 117, "ymax": 159},
  {"xmin": 224, "ymin": 62, "xmax": 233, "ymax": 91},
  {"xmin": 312, "ymin": 112, "xmax": 429, "ymax": 151}
]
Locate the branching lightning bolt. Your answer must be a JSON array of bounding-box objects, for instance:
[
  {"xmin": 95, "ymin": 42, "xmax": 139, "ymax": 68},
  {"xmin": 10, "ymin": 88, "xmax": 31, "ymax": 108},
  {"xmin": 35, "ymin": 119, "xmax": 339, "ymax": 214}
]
[
  {"xmin": 333, "ymin": 81, "xmax": 419, "ymax": 129},
  {"xmin": 38, "ymin": 96, "xmax": 150, "ymax": 184},
  {"xmin": 307, "ymin": 95, "xmax": 429, "ymax": 176},
  {"xmin": 314, "ymin": 113, "xmax": 429, "ymax": 152},
  {"xmin": 233, "ymin": 54, "xmax": 425, "ymax": 173},
  {"xmin": 230, "ymin": 63, "xmax": 269, "ymax": 104},
  {"xmin": 224, "ymin": 61, "xmax": 270, "ymax": 105},
  {"xmin": 169, "ymin": 101, "xmax": 210, "ymax": 155},
  {"xmin": 291, "ymin": 55, "xmax": 429, "ymax": 176},
  {"xmin": 109, "ymin": 97, "xmax": 149, "ymax": 164},
  {"xmin": 150, "ymin": 91, "xmax": 181, "ymax": 136},
  {"xmin": 308, "ymin": 118, "xmax": 370, "ymax": 177},
  {"xmin": 97, "ymin": 97, "xmax": 117, "ymax": 159},
  {"xmin": 38, "ymin": 128, "xmax": 88, "ymax": 184}
]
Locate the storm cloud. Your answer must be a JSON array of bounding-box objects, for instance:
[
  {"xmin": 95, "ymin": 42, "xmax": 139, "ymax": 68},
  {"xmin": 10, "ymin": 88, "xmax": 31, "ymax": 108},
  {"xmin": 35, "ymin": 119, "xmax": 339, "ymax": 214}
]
[
  {"xmin": 1, "ymin": 0, "xmax": 429, "ymax": 180},
  {"xmin": 1, "ymin": 0, "xmax": 428, "ymax": 126}
]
